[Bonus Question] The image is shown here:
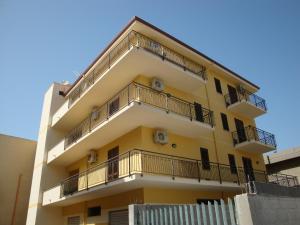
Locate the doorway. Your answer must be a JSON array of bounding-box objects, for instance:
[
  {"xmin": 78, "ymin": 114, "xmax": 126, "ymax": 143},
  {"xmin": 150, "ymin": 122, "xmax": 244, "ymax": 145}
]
[
  {"xmin": 234, "ymin": 118, "xmax": 247, "ymax": 143},
  {"xmin": 107, "ymin": 147, "xmax": 119, "ymax": 181},
  {"xmin": 64, "ymin": 169, "xmax": 79, "ymax": 195},
  {"xmin": 242, "ymin": 157, "xmax": 255, "ymax": 182},
  {"xmin": 227, "ymin": 85, "xmax": 238, "ymax": 104}
]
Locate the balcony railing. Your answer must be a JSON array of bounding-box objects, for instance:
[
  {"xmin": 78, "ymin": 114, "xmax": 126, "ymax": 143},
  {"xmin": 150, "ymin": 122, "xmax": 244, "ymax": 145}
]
[
  {"xmin": 64, "ymin": 82, "xmax": 214, "ymax": 149},
  {"xmin": 224, "ymin": 88, "xmax": 267, "ymax": 111},
  {"xmin": 67, "ymin": 31, "xmax": 207, "ymax": 107},
  {"xmin": 268, "ymin": 173, "xmax": 299, "ymax": 187},
  {"xmin": 58, "ymin": 149, "xmax": 268, "ymax": 197},
  {"xmin": 232, "ymin": 126, "xmax": 276, "ymax": 148}
]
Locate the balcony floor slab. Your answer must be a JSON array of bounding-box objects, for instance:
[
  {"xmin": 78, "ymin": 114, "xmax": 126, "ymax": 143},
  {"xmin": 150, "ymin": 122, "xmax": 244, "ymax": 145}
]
[
  {"xmin": 48, "ymin": 102, "xmax": 213, "ymax": 165},
  {"xmin": 43, "ymin": 173, "xmax": 241, "ymax": 207}
]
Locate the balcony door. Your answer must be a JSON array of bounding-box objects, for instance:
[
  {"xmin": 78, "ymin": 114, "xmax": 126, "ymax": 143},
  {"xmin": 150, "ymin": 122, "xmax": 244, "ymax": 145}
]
[
  {"xmin": 194, "ymin": 102, "xmax": 204, "ymax": 122},
  {"xmin": 64, "ymin": 169, "xmax": 79, "ymax": 196},
  {"xmin": 107, "ymin": 147, "xmax": 119, "ymax": 181},
  {"xmin": 228, "ymin": 85, "xmax": 238, "ymax": 104},
  {"xmin": 234, "ymin": 118, "xmax": 247, "ymax": 143},
  {"xmin": 242, "ymin": 157, "xmax": 255, "ymax": 182}
]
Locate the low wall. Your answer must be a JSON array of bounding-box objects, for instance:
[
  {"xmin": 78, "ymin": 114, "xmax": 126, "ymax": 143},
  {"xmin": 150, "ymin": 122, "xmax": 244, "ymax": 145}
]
[{"xmin": 235, "ymin": 193, "xmax": 300, "ymax": 225}]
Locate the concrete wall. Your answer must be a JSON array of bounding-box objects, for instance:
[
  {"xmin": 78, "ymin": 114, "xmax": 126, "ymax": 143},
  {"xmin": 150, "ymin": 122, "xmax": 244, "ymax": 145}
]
[
  {"xmin": 26, "ymin": 83, "xmax": 68, "ymax": 225},
  {"xmin": 235, "ymin": 193, "xmax": 300, "ymax": 225},
  {"xmin": 0, "ymin": 134, "xmax": 36, "ymax": 225}
]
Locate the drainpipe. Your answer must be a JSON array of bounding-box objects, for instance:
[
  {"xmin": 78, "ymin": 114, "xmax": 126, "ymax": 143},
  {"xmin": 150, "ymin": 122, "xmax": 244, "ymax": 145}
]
[{"xmin": 11, "ymin": 174, "xmax": 22, "ymax": 225}]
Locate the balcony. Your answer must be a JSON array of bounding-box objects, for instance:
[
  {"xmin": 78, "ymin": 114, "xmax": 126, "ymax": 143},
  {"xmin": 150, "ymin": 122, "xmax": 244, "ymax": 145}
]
[
  {"xmin": 267, "ymin": 173, "xmax": 299, "ymax": 187},
  {"xmin": 224, "ymin": 88, "xmax": 267, "ymax": 118},
  {"xmin": 43, "ymin": 149, "xmax": 268, "ymax": 206},
  {"xmin": 52, "ymin": 31, "xmax": 207, "ymax": 130},
  {"xmin": 47, "ymin": 82, "xmax": 214, "ymax": 165},
  {"xmin": 232, "ymin": 126, "xmax": 276, "ymax": 153}
]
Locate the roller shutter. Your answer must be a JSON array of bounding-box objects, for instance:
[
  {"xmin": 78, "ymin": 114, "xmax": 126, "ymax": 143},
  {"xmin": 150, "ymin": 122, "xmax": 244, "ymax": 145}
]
[
  {"xmin": 109, "ymin": 210, "xmax": 128, "ymax": 225},
  {"xmin": 67, "ymin": 216, "xmax": 80, "ymax": 225}
]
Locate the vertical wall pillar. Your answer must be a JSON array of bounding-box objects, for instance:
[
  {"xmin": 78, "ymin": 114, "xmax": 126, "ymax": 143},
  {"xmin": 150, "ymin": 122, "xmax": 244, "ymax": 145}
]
[{"xmin": 26, "ymin": 83, "xmax": 67, "ymax": 225}]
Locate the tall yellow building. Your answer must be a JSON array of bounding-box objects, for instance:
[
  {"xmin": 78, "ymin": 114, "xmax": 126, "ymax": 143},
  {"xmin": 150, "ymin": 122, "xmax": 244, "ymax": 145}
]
[{"xmin": 26, "ymin": 17, "xmax": 276, "ymax": 225}]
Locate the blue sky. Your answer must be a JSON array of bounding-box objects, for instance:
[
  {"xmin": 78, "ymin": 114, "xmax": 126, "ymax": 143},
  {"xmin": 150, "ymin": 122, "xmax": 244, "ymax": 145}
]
[{"xmin": 0, "ymin": 0, "xmax": 299, "ymax": 151}]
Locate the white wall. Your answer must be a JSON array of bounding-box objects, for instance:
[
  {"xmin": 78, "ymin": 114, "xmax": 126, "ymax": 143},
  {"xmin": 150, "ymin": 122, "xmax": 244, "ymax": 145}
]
[{"xmin": 26, "ymin": 83, "xmax": 68, "ymax": 225}]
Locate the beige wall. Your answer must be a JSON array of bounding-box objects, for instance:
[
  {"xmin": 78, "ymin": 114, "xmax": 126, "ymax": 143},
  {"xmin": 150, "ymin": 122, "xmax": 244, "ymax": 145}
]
[{"xmin": 0, "ymin": 134, "xmax": 36, "ymax": 225}]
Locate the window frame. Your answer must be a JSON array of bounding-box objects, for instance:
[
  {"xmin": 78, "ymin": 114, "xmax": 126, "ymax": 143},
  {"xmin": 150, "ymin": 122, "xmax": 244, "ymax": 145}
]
[
  {"xmin": 87, "ymin": 206, "xmax": 101, "ymax": 217},
  {"xmin": 200, "ymin": 148, "xmax": 210, "ymax": 170},
  {"xmin": 220, "ymin": 113, "xmax": 229, "ymax": 131},
  {"xmin": 228, "ymin": 154, "xmax": 237, "ymax": 174},
  {"xmin": 214, "ymin": 78, "xmax": 223, "ymax": 94}
]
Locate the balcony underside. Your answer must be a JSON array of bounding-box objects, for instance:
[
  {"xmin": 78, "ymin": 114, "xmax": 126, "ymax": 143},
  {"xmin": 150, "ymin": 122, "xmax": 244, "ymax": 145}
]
[
  {"xmin": 43, "ymin": 174, "xmax": 240, "ymax": 207},
  {"xmin": 48, "ymin": 102, "xmax": 213, "ymax": 165},
  {"xmin": 227, "ymin": 100, "xmax": 266, "ymax": 118},
  {"xmin": 52, "ymin": 47, "xmax": 206, "ymax": 131},
  {"xmin": 235, "ymin": 140, "xmax": 276, "ymax": 153}
]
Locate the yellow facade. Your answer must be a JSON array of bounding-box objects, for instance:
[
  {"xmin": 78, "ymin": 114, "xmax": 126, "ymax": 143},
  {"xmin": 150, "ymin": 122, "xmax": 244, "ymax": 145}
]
[
  {"xmin": 60, "ymin": 73, "xmax": 266, "ymax": 223},
  {"xmin": 28, "ymin": 17, "xmax": 275, "ymax": 225}
]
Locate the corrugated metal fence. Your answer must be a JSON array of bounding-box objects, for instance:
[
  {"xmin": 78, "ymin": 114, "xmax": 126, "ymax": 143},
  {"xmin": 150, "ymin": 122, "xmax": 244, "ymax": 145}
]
[{"xmin": 129, "ymin": 199, "xmax": 237, "ymax": 225}]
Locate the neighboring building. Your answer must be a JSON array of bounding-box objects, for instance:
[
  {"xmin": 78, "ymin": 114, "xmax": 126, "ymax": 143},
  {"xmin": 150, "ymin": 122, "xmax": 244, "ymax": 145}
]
[
  {"xmin": 264, "ymin": 147, "xmax": 300, "ymax": 184},
  {"xmin": 26, "ymin": 17, "xmax": 277, "ymax": 225},
  {"xmin": 0, "ymin": 134, "xmax": 36, "ymax": 225}
]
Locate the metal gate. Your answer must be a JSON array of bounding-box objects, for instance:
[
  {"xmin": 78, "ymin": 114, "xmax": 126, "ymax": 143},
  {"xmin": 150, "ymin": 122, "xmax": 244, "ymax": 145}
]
[{"xmin": 129, "ymin": 198, "xmax": 236, "ymax": 225}]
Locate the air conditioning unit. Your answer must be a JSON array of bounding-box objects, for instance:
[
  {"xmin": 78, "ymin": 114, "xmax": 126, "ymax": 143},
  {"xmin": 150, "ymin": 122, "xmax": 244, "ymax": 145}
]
[
  {"xmin": 153, "ymin": 129, "xmax": 168, "ymax": 144},
  {"xmin": 87, "ymin": 150, "xmax": 97, "ymax": 164},
  {"xmin": 151, "ymin": 78, "xmax": 164, "ymax": 92},
  {"xmin": 91, "ymin": 107, "xmax": 100, "ymax": 121}
]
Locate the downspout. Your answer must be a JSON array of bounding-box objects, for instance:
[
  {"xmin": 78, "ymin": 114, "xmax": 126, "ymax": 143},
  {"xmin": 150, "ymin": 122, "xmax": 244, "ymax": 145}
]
[{"xmin": 11, "ymin": 174, "xmax": 22, "ymax": 225}]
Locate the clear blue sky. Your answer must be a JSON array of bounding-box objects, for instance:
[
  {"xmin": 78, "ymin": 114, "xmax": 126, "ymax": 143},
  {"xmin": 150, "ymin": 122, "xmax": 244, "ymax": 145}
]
[{"xmin": 1, "ymin": 0, "xmax": 299, "ymax": 151}]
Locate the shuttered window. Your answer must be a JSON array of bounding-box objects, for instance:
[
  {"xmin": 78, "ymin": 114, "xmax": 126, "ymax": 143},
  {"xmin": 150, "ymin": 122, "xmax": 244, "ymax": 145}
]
[
  {"xmin": 214, "ymin": 78, "xmax": 222, "ymax": 94},
  {"xmin": 67, "ymin": 216, "xmax": 80, "ymax": 225},
  {"xmin": 220, "ymin": 113, "xmax": 229, "ymax": 131},
  {"xmin": 109, "ymin": 210, "xmax": 129, "ymax": 225}
]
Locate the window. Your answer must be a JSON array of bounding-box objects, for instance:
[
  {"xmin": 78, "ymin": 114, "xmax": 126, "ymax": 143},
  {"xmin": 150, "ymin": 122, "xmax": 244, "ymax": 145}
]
[
  {"xmin": 88, "ymin": 206, "xmax": 101, "ymax": 217},
  {"xmin": 214, "ymin": 78, "xmax": 222, "ymax": 94},
  {"xmin": 109, "ymin": 98, "xmax": 120, "ymax": 116},
  {"xmin": 200, "ymin": 148, "xmax": 210, "ymax": 170},
  {"xmin": 220, "ymin": 113, "xmax": 229, "ymax": 131},
  {"xmin": 228, "ymin": 154, "xmax": 237, "ymax": 174}
]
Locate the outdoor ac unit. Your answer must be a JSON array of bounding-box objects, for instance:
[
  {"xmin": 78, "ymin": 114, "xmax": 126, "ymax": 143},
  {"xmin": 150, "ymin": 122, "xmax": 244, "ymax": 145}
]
[
  {"xmin": 154, "ymin": 129, "xmax": 168, "ymax": 144},
  {"xmin": 87, "ymin": 150, "xmax": 97, "ymax": 164},
  {"xmin": 91, "ymin": 107, "xmax": 100, "ymax": 121},
  {"xmin": 151, "ymin": 78, "xmax": 164, "ymax": 92}
]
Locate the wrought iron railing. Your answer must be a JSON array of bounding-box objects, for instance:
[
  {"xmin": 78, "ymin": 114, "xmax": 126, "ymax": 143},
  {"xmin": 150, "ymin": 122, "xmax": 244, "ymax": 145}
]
[
  {"xmin": 268, "ymin": 173, "xmax": 299, "ymax": 187},
  {"xmin": 232, "ymin": 126, "xmax": 276, "ymax": 148},
  {"xmin": 59, "ymin": 149, "xmax": 268, "ymax": 197},
  {"xmin": 224, "ymin": 88, "xmax": 267, "ymax": 111},
  {"xmin": 67, "ymin": 31, "xmax": 207, "ymax": 107},
  {"xmin": 64, "ymin": 82, "xmax": 214, "ymax": 149}
]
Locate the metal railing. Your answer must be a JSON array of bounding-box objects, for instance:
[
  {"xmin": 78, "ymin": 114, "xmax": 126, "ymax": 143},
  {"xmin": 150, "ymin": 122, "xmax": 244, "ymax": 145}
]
[
  {"xmin": 224, "ymin": 88, "xmax": 267, "ymax": 111},
  {"xmin": 268, "ymin": 173, "xmax": 299, "ymax": 187},
  {"xmin": 64, "ymin": 82, "xmax": 214, "ymax": 149},
  {"xmin": 59, "ymin": 149, "xmax": 268, "ymax": 197},
  {"xmin": 67, "ymin": 30, "xmax": 207, "ymax": 107},
  {"xmin": 232, "ymin": 126, "xmax": 276, "ymax": 148}
]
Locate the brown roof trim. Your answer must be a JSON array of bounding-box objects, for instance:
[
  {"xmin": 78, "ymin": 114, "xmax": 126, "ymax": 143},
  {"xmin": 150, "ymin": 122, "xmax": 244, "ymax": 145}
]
[{"xmin": 64, "ymin": 16, "xmax": 259, "ymax": 96}]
